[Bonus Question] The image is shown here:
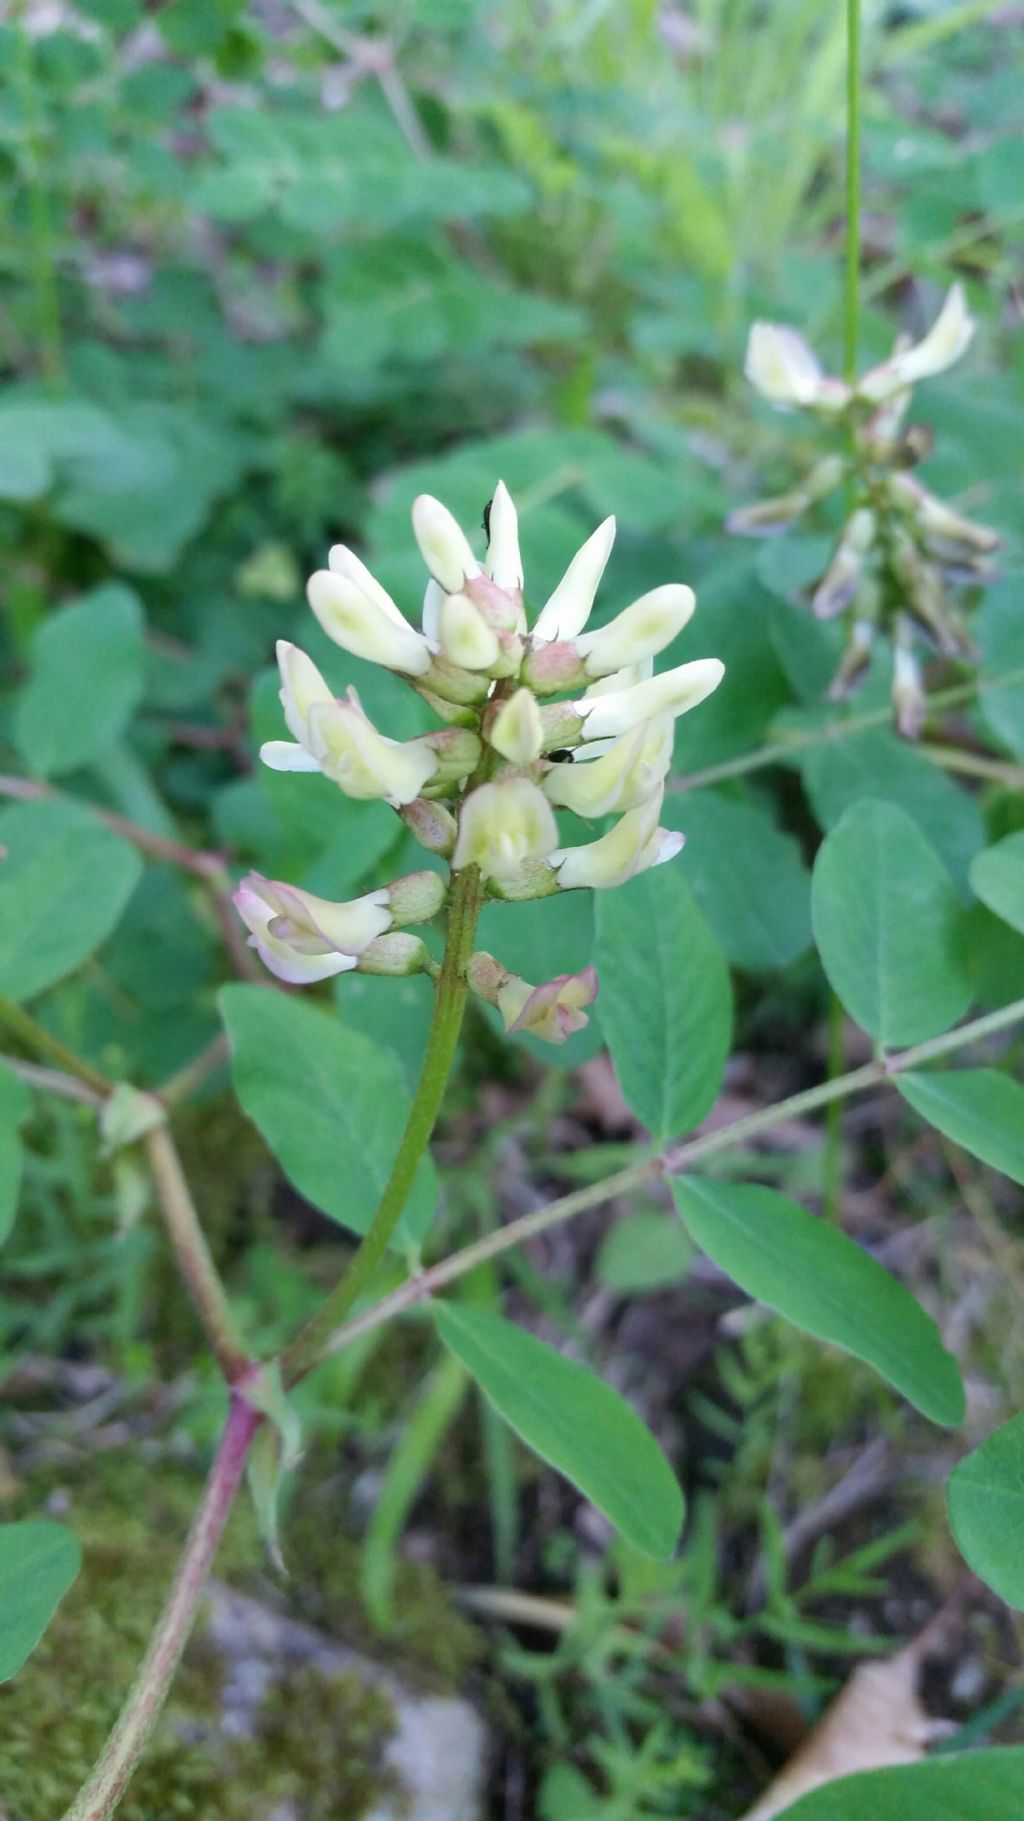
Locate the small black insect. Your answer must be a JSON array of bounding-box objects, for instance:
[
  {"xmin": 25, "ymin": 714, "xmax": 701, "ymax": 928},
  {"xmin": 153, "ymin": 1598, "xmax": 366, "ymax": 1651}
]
[
  {"xmin": 482, "ymin": 498, "xmax": 493, "ymax": 539},
  {"xmin": 544, "ymin": 749, "xmax": 575, "ymax": 764}
]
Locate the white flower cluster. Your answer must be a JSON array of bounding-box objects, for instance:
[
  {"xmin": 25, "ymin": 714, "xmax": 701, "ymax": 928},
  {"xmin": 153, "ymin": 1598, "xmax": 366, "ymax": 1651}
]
[
  {"xmin": 234, "ymin": 482, "xmax": 724, "ymax": 1038},
  {"xmin": 735, "ymin": 286, "xmax": 999, "ymax": 736}
]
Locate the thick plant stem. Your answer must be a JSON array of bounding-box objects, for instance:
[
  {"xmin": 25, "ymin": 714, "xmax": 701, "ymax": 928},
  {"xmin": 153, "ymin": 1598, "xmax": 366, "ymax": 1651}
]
[
  {"xmin": 281, "ymin": 864, "xmax": 485, "ymax": 1385},
  {"xmin": 143, "ymin": 1124, "xmax": 252, "ymax": 1381},
  {"xmin": 61, "ymin": 1395, "xmax": 260, "ymax": 1821},
  {"xmin": 312, "ymin": 994, "xmax": 1024, "ymax": 1363},
  {"xmin": 844, "ymin": 0, "xmax": 862, "ymax": 385}
]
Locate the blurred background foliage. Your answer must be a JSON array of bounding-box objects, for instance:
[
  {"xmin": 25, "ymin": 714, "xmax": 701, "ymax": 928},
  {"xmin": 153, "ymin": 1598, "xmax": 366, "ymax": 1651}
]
[
  {"xmin": 2, "ymin": 3, "xmax": 1024, "ymax": 1811},
  {"xmin": 2, "ymin": 0, "xmax": 1022, "ymax": 1098}
]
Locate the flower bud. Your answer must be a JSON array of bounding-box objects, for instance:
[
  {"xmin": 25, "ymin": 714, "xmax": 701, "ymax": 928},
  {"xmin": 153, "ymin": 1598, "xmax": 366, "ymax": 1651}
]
[
  {"xmin": 467, "ymin": 952, "xmax": 598, "ymax": 1043},
  {"xmin": 576, "ymin": 584, "xmax": 695, "ymax": 677},
  {"xmin": 811, "ymin": 509, "xmax": 876, "ymax": 620},
  {"xmin": 387, "ymin": 869, "xmax": 447, "ymax": 927},
  {"xmin": 827, "ymin": 617, "xmax": 876, "ymax": 704},
  {"xmin": 532, "ymin": 517, "xmax": 616, "ymax": 642},
  {"xmin": 488, "ymin": 687, "xmax": 545, "ymax": 764},
  {"xmin": 577, "ymin": 658, "xmax": 724, "ymax": 741},
  {"xmin": 422, "ymin": 725, "xmax": 482, "ymax": 788},
  {"xmin": 552, "ymin": 786, "xmax": 683, "ymax": 891},
  {"xmin": 452, "ymin": 777, "xmax": 559, "ymax": 884},
  {"xmin": 357, "ymin": 932, "xmax": 435, "ymax": 977},
  {"xmin": 422, "ymin": 578, "xmax": 444, "ymax": 642},
  {"xmin": 307, "ymin": 570, "xmax": 433, "ymax": 676},
  {"xmin": 412, "ymin": 495, "xmax": 481, "ymax": 594},
  {"xmin": 498, "ymin": 966, "xmax": 599, "ymax": 1043},
  {"xmin": 892, "ymin": 617, "xmax": 926, "ymax": 740},
  {"xmin": 327, "ymin": 544, "xmax": 409, "ymax": 626},
  {"xmin": 891, "ymin": 530, "xmax": 961, "ymax": 654},
  {"xmin": 233, "ymin": 874, "xmax": 392, "ymax": 984},
  {"xmin": 322, "ymin": 706, "xmax": 436, "ymax": 807},
  {"xmin": 858, "ymin": 284, "xmax": 974, "ymax": 403},
  {"xmin": 261, "ymin": 641, "xmax": 336, "ymax": 773},
  {"xmin": 544, "ymin": 716, "xmax": 674, "ymax": 818},
  {"xmin": 438, "ymin": 591, "xmax": 501, "ymax": 671},
  {"xmin": 744, "ymin": 323, "xmax": 850, "ymax": 412},
  {"xmin": 400, "ymin": 797, "xmax": 458, "ymax": 857},
  {"xmin": 485, "ymin": 479, "xmax": 523, "ymax": 592},
  {"xmin": 891, "ymin": 473, "xmax": 1000, "ymax": 554},
  {"xmin": 521, "ymin": 638, "xmax": 588, "ymax": 695},
  {"xmin": 727, "ymin": 488, "xmax": 817, "ymax": 537},
  {"xmin": 417, "ymin": 653, "xmax": 493, "ymax": 708},
  {"xmin": 731, "ymin": 451, "xmax": 844, "ymax": 532}
]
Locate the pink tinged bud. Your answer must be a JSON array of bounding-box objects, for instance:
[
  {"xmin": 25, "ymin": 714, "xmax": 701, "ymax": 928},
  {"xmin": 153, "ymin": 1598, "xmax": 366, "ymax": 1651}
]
[
  {"xmin": 576, "ymin": 584, "xmax": 695, "ymax": 678},
  {"xmin": 307, "ymin": 570, "xmax": 433, "ymax": 676},
  {"xmin": 387, "ymin": 869, "xmax": 447, "ymax": 926},
  {"xmin": 552, "ymin": 786, "xmax": 683, "ymax": 891},
  {"xmin": 233, "ymin": 874, "xmax": 392, "ymax": 985},
  {"xmin": 400, "ymin": 797, "xmax": 458, "ymax": 857},
  {"xmin": 521, "ymin": 638, "xmax": 588, "ymax": 695},
  {"xmin": 857, "ymin": 283, "xmax": 974, "ymax": 403},
  {"xmin": 744, "ymin": 323, "xmax": 851, "ymax": 412},
  {"xmin": 577, "ymin": 658, "xmax": 724, "ymax": 741},
  {"xmin": 438, "ymin": 592, "xmax": 501, "ymax": 672},
  {"xmin": 466, "ymin": 950, "xmax": 512, "ymax": 1006},
  {"xmin": 327, "ymin": 544, "xmax": 407, "ymax": 627},
  {"xmin": 452, "ymin": 777, "xmax": 559, "ymax": 884},
  {"xmin": 544, "ymin": 716, "xmax": 674, "ymax": 817},
  {"xmin": 497, "ymin": 965, "xmax": 599, "ymax": 1044},
  {"xmin": 412, "ymin": 494, "xmax": 481, "ymax": 594},
  {"xmin": 532, "ymin": 516, "xmax": 616, "ymax": 643},
  {"xmin": 356, "ymin": 932, "xmax": 434, "ymax": 977},
  {"xmin": 488, "ymin": 687, "xmax": 545, "ymax": 764},
  {"xmin": 485, "ymin": 479, "xmax": 523, "ymax": 592}
]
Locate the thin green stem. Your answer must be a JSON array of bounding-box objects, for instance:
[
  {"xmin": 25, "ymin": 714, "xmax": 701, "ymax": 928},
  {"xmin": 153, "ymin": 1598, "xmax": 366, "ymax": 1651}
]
[
  {"xmin": 0, "ymin": 994, "xmax": 112, "ymax": 1095},
  {"xmin": 673, "ymin": 665, "xmax": 1024, "ymax": 794},
  {"xmin": 0, "ymin": 1053, "xmax": 103, "ymax": 1107},
  {"xmin": 143, "ymin": 1124, "xmax": 253, "ymax": 1382},
  {"xmin": 919, "ymin": 743, "xmax": 1024, "ymax": 790},
  {"xmin": 0, "ymin": 996, "xmax": 249, "ymax": 1380},
  {"xmin": 61, "ymin": 1396, "xmax": 260, "ymax": 1821},
  {"xmin": 16, "ymin": 17, "xmax": 63, "ymax": 389},
  {"xmin": 822, "ymin": 992, "xmax": 845, "ymax": 1224},
  {"xmin": 843, "ymin": 0, "xmax": 862, "ymax": 386},
  {"xmin": 312, "ymin": 995, "xmax": 1024, "ymax": 1364},
  {"xmin": 281, "ymin": 865, "xmax": 485, "ymax": 1385}
]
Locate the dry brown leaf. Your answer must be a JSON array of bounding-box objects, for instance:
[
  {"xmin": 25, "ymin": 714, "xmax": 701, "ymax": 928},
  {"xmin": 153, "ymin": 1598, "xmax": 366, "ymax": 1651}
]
[{"xmin": 738, "ymin": 1638, "xmax": 948, "ymax": 1819}]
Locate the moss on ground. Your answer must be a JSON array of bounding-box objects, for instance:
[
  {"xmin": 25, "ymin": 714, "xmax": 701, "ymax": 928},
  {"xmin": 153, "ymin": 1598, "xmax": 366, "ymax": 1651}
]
[{"xmin": 0, "ymin": 1450, "xmax": 477, "ymax": 1819}]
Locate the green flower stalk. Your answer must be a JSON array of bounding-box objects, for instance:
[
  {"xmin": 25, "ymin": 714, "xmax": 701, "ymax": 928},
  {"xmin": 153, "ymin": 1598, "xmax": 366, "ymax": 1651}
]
[
  {"xmin": 235, "ymin": 480, "xmax": 724, "ymax": 1035},
  {"xmin": 732, "ymin": 285, "xmax": 1000, "ymax": 736}
]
